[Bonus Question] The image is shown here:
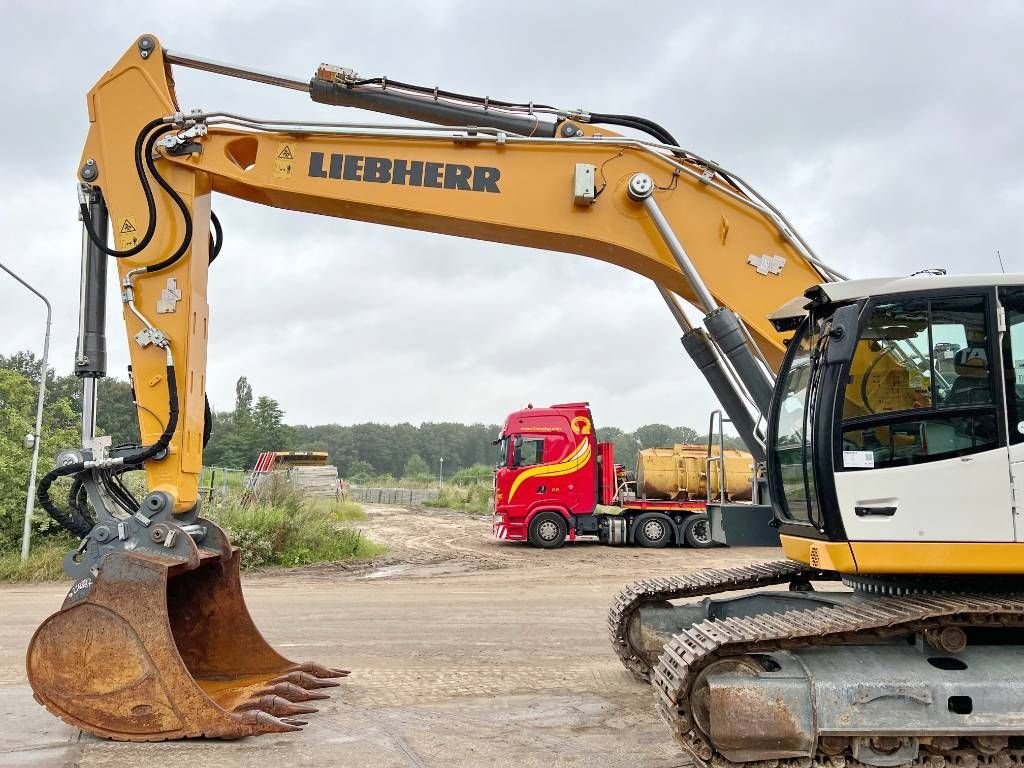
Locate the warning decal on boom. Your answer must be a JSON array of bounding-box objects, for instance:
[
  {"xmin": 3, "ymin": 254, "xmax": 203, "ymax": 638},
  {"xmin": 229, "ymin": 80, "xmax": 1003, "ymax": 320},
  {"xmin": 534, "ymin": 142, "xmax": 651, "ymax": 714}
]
[
  {"xmin": 273, "ymin": 144, "xmax": 295, "ymax": 179},
  {"xmin": 117, "ymin": 216, "xmax": 139, "ymax": 249}
]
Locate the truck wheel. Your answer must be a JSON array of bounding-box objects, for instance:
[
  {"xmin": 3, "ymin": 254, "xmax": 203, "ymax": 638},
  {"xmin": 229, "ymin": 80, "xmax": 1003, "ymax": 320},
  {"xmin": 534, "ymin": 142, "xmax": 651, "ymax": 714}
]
[
  {"xmin": 634, "ymin": 515, "xmax": 672, "ymax": 548},
  {"xmin": 528, "ymin": 512, "xmax": 567, "ymax": 549},
  {"xmin": 683, "ymin": 514, "xmax": 713, "ymax": 548}
]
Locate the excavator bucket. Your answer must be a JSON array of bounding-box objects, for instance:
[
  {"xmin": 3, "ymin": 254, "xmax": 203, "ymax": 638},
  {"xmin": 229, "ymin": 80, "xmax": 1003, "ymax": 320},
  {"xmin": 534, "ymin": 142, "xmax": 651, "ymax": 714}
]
[{"xmin": 27, "ymin": 544, "xmax": 346, "ymax": 740}]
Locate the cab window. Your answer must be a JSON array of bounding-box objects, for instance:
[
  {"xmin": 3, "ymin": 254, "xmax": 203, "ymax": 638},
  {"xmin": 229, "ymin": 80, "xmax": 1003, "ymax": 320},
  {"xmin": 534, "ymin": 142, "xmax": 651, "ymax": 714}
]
[
  {"xmin": 839, "ymin": 295, "xmax": 997, "ymax": 469},
  {"xmin": 514, "ymin": 437, "xmax": 545, "ymax": 467},
  {"xmin": 999, "ymin": 286, "xmax": 1024, "ymax": 444}
]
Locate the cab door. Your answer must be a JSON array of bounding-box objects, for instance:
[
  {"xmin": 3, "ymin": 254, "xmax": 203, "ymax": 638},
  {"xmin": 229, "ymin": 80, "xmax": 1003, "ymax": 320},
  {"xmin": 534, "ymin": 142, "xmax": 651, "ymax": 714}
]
[
  {"xmin": 507, "ymin": 430, "xmax": 580, "ymax": 512},
  {"xmin": 833, "ymin": 291, "xmax": 1015, "ymax": 543},
  {"xmin": 997, "ymin": 286, "xmax": 1024, "ymax": 541}
]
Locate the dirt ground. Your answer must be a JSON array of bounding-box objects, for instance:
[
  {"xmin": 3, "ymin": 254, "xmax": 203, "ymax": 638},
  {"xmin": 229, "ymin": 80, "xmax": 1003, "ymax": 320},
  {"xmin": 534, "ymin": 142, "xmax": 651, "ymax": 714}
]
[{"xmin": 0, "ymin": 504, "xmax": 784, "ymax": 768}]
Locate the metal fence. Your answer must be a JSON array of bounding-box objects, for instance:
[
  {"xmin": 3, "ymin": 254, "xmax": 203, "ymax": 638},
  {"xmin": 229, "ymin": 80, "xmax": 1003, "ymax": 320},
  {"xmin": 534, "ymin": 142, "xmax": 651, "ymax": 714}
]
[
  {"xmin": 199, "ymin": 467, "xmax": 248, "ymax": 503},
  {"xmin": 347, "ymin": 486, "xmax": 436, "ymax": 506}
]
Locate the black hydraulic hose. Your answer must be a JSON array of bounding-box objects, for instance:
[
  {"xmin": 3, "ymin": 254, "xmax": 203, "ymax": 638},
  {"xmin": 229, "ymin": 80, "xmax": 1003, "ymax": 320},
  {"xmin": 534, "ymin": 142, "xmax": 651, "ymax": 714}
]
[
  {"xmin": 43, "ymin": 476, "xmax": 94, "ymax": 538},
  {"xmin": 67, "ymin": 476, "xmax": 102, "ymax": 532},
  {"xmin": 38, "ymin": 464, "xmax": 93, "ymax": 537},
  {"xmin": 127, "ymin": 361, "xmax": 179, "ymax": 464},
  {"xmin": 209, "ymin": 210, "xmax": 223, "ymax": 264},
  {"xmin": 38, "ymin": 361, "xmax": 179, "ymax": 535},
  {"xmin": 79, "ymin": 117, "xmax": 167, "ymax": 258},
  {"xmin": 111, "ymin": 466, "xmax": 143, "ymax": 510},
  {"xmin": 203, "ymin": 395, "xmax": 213, "ymax": 448},
  {"xmin": 588, "ymin": 112, "xmax": 679, "ymax": 147},
  {"xmin": 102, "ymin": 469, "xmax": 139, "ymax": 515},
  {"xmin": 80, "ymin": 120, "xmax": 196, "ymax": 276},
  {"xmin": 140, "ymin": 129, "xmax": 194, "ymax": 274}
]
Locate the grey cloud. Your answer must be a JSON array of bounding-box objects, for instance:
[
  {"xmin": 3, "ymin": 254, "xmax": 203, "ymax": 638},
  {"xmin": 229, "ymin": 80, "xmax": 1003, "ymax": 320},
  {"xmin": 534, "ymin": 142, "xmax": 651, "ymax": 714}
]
[{"xmin": 2, "ymin": 1, "xmax": 1022, "ymax": 432}]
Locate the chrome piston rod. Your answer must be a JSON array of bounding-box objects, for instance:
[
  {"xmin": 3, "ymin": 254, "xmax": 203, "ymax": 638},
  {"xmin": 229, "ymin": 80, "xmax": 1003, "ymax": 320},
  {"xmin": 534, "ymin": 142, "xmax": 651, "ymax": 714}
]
[{"xmin": 633, "ymin": 174, "xmax": 777, "ymax": 417}]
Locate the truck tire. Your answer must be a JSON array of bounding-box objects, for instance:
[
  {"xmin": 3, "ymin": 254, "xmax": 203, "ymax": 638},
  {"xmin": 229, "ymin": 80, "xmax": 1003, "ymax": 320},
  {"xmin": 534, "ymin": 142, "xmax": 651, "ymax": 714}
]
[
  {"xmin": 528, "ymin": 512, "xmax": 567, "ymax": 549},
  {"xmin": 683, "ymin": 514, "xmax": 713, "ymax": 548},
  {"xmin": 634, "ymin": 514, "xmax": 672, "ymax": 548}
]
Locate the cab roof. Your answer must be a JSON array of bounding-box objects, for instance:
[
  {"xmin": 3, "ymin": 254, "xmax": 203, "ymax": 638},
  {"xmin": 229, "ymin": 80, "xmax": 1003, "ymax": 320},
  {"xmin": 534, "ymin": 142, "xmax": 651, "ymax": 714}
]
[{"xmin": 769, "ymin": 272, "xmax": 1024, "ymax": 330}]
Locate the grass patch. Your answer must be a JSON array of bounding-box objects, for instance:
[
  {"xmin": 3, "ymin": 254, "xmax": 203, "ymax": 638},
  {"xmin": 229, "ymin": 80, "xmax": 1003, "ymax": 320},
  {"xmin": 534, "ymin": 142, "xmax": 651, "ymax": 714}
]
[
  {"xmin": 426, "ymin": 482, "xmax": 493, "ymax": 515},
  {"xmin": 206, "ymin": 479, "xmax": 384, "ymax": 569},
  {"xmin": 0, "ymin": 483, "xmax": 377, "ymax": 581},
  {"xmin": 0, "ymin": 537, "xmax": 75, "ymax": 582}
]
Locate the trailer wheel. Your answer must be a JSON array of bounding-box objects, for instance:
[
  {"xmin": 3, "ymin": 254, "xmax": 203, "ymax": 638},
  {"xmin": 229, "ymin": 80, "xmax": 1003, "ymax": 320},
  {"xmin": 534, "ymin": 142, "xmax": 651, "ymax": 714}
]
[
  {"xmin": 683, "ymin": 514, "xmax": 713, "ymax": 548},
  {"xmin": 634, "ymin": 515, "xmax": 672, "ymax": 548},
  {"xmin": 528, "ymin": 512, "xmax": 567, "ymax": 549}
]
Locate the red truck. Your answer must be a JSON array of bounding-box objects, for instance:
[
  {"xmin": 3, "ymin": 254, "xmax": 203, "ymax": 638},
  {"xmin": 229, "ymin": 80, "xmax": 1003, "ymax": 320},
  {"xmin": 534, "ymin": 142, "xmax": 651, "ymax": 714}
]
[{"xmin": 492, "ymin": 402, "xmax": 754, "ymax": 549}]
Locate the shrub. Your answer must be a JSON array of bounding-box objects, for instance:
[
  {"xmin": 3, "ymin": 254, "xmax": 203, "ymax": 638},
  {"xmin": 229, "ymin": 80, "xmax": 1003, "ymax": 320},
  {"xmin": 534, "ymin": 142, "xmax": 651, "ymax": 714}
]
[
  {"xmin": 0, "ymin": 537, "xmax": 75, "ymax": 582},
  {"xmin": 204, "ymin": 478, "xmax": 384, "ymax": 569},
  {"xmin": 427, "ymin": 481, "xmax": 493, "ymax": 515},
  {"xmin": 449, "ymin": 464, "xmax": 494, "ymax": 486}
]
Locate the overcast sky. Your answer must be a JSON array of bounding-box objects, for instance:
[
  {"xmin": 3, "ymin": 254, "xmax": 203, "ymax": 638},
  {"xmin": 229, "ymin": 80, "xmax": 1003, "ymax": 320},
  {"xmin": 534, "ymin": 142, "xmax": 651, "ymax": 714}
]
[{"xmin": 2, "ymin": 2, "xmax": 1023, "ymax": 432}]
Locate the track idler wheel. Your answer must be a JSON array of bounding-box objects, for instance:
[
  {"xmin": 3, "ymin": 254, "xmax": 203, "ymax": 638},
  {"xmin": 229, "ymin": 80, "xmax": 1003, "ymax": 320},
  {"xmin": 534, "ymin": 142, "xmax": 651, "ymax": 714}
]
[{"xmin": 26, "ymin": 546, "xmax": 347, "ymax": 741}]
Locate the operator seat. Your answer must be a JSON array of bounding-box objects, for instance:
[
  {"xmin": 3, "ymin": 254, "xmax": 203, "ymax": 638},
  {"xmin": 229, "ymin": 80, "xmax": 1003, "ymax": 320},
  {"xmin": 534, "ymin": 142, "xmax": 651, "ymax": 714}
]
[{"xmin": 944, "ymin": 346, "xmax": 991, "ymax": 405}]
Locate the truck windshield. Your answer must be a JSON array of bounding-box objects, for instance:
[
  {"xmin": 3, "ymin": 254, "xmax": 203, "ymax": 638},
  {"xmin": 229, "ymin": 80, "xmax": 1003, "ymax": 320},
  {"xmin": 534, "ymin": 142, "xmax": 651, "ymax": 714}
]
[{"xmin": 772, "ymin": 319, "xmax": 820, "ymax": 525}]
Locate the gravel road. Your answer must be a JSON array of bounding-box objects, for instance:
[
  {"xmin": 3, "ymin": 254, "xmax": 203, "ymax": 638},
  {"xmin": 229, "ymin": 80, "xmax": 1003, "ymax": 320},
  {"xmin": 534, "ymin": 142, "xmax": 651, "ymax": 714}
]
[{"xmin": 0, "ymin": 504, "xmax": 784, "ymax": 768}]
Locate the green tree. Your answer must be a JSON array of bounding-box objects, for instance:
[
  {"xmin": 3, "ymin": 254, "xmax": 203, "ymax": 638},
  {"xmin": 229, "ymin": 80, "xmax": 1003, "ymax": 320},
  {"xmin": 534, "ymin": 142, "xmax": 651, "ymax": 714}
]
[
  {"xmin": 234, "ymin": 376, "xmax": 253, "ymax": 422},
  {"xmin": 0, "ymin": 367, "xmax": 80, "ymax": 552},
  {"xmin": 96, "ymin": 378, "xmax": 140, "ymax": 446},
  {"xmin": 203, "ymin": 379, "xmax": 295, "ymax": 469},
  {"xmin": 252, "ymin": 396, "xmax": 295, "ymax": 453},
  {"xmin": 347, "ymin": 460, "xmax": 375, "ymax": 482},
  {"xmin": 403, "ymin": 453, "xmax": 429, "ymax": 478}
]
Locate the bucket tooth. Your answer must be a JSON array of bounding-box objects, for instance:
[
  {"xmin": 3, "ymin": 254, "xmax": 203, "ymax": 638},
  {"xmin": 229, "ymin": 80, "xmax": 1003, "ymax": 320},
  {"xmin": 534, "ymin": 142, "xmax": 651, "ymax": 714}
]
[
  {"xmin": 234, "ymin": 695, "xmax": 318, "ymax": 717},
  {"xmin": 259, "ymin": 682, "xmax": 331, "ymax": 702},
  {"xmin": 237, "ymin": 709, "xmax": 303, "ymax": 734},
  {"xmin": 288, "ymin": 662, "xmax": 350, "ymax": 679},
  {"xmin": 270, "ymin": 671, "xmax": 340, "ymax": 689}
]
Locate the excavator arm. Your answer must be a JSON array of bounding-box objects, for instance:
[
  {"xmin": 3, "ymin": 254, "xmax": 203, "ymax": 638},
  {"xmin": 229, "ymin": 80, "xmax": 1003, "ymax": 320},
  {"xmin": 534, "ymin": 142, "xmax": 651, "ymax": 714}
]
[
  {"xmin": 28, "ymin": 34, "xmax": 839, "ymax": 742},
  {"xmin": 75, "ymin": 36, "xmax": 835, "ymax": 511}
]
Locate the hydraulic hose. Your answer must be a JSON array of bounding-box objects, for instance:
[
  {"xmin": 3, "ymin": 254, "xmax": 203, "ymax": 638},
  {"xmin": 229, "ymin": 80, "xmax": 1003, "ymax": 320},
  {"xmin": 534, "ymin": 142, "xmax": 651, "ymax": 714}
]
[
  {"xmin": 209, "ymin": 210, "xmax": 223, "ymax": 264},
  {"xmin": 139, "ymin": 128, "xmax": 194, "ymax": 274},
  {"xmin": 79, "ymin": 117, "xmax": 168, "ymax": 258},
  {"xmin": 80, "ymin": 120, "xmax": 196, "ymax": 276},
  {"xmin": 588, "ymin": 112, "xmax": 679, "ymax": 146},
  {"xmin": 124, "ymin": 359, "xmax": 179, "ymax": 465},
  {"xmin": 38, "ymin": 360, "xmax": 179, "ymax": 535},
  {"xmin": 65, "ymin": 477, "xmax": 96, "ymax": 535}
]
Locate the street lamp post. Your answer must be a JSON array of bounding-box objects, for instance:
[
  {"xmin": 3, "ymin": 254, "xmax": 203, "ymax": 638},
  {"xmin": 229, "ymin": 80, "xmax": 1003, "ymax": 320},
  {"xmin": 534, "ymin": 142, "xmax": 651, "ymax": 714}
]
[{"xmin": 0, "ymin": 261, "xmax": 53, "ymax": 562}]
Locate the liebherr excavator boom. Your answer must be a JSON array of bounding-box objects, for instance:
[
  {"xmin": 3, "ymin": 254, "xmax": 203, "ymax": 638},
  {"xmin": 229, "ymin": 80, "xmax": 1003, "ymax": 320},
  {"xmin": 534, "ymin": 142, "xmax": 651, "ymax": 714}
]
[
  {"xmin": 30, "ymin": 34, "xmax": 1024, "ymax": 764},
  {"xmin": 29, "ymin": 33, "xmax": 830, "ymax": 742}
]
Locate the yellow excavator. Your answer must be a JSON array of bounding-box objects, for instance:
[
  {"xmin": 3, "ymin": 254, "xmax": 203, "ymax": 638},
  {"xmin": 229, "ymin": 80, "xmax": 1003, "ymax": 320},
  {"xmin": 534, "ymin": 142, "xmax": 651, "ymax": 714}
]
[{"xmin": 28, "ymin": 35, "xmax": 1024, "ymax": 764}]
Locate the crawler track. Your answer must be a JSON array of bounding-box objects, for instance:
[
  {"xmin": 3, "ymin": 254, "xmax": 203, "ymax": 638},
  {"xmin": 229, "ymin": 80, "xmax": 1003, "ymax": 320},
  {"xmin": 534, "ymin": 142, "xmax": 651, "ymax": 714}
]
[
  {"xmin": 645, "ymin": 567, "xmax": 1024, "ymax": 768},
  {"xmin": 607, "ymin": 560, "xmax": 832, "ymax": 680}
]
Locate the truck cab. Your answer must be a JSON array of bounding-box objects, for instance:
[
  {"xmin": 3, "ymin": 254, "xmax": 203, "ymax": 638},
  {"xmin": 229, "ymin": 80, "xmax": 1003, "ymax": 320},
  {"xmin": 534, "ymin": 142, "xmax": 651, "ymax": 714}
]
[
  {"xmin": 493, "ymin": 402, "xmax": 767, "ymax": 549},
  {"xmin": 492, "ymin": 402, "xmax": 599, "ymax": 545}
]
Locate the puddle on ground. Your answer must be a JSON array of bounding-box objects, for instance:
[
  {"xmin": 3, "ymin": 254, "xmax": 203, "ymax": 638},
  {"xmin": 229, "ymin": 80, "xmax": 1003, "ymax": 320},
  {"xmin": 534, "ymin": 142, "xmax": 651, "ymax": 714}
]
[
  {"xmin": 362, "ymin": 565, "xmax": 414, "ymax": 580},
  {"xmin": 360, "ymin": 562, "xmax": 482, "ymax": 580}
]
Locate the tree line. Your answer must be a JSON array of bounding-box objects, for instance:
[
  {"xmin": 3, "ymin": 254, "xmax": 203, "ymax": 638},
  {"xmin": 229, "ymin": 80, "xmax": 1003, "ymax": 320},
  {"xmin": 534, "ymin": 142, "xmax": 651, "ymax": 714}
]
[{"xmin": 1, "ymin": 349, "xmax": 743, "ymax": 488}]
